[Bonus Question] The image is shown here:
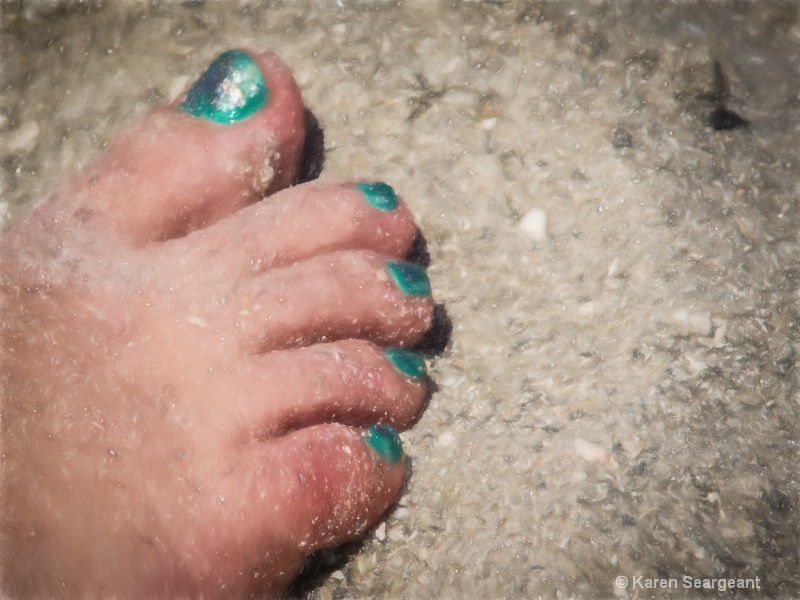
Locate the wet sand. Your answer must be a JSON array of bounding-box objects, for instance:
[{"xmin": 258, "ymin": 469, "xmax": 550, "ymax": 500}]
[{"xmin": 2, "ymin": 1, "xmax": 799, "ymax": 598}]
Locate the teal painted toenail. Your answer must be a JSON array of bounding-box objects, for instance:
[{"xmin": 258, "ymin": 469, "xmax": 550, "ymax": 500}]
[
  {"xmin": 386, "ymin": 260, "xmax": 431, "ymax": 297},
  {"xmin": 356, "ymin": 181, "xmax": 398, "ymax": 211},
  {"xmin": 364, "ymin": 424, "xmax": 404, "ymax": 464},
  {"xmin": 180, "ymin": 49, "xmax": 268, "ymax": 124},
  {"xmin": 384, "ymin": 348, "xmax": 427, "ymax": 379}
]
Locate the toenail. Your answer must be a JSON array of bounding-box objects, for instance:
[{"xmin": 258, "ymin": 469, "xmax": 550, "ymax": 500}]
[
  {"xmin": 384, "ymin": 348, "xmax": 427, "ymax": 379},
  {"xmin": 356, "ymin": 181, "xmax": 398, "ymax": 211},
  {"xmin": 385, "ymin": 260, "xmax": 431, "ymax": 297},
  {"xmin": 363, "ymin": 424, "xmax": 404, "ymax": 464},
  {"xmin": 179, "ymin": 49, "xmax": 268, "ymax": 124}
]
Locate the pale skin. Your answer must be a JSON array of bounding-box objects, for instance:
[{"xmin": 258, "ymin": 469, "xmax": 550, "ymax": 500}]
[{"xmin": 0, "ymin": 50, "xmax": 433, "ymax": 599}]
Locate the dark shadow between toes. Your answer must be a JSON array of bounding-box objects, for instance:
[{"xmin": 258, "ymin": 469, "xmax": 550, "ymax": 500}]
[
  {"xmin": 294, "ymin": 108, "xmax": 326, "ymax": 185},
  {"xmin": 412, "ymin": 303, "xmax": 452, "ymax": 358},
  {"xmin": 287, "ymin": 542, "xmax": 361, "ymax": 599},
  {"xmin": 287, "ymin": 459, "xmax": 414, "ymax": 599},
  {"xmin": 405, "ymin": 231, "xmax": 431, "ymax": 268}
]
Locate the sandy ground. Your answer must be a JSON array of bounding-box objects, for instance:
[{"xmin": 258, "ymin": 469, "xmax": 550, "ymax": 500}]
[{"xmin": 2, "ymin": 1, "xmax": 800, "ymax": 598}]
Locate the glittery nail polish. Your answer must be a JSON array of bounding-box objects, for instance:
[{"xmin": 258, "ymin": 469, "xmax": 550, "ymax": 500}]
[
  {"xmin": 386, "ymin": 260, "xmax": 431, "ymax": 297},
  {"xmin": 384, "ymin": 348, "xmax": 427, "ymax": 379},
  {"xmin": 364, "ymin": 424, "xmax": 404, "ymax": 464},
  {"xmin": 356, "ymin": 181, "xmax": 398, "ymax": 211},
  {"xmin": 179, "ymin": 49, "xmax": 268, "ymax": 124}
]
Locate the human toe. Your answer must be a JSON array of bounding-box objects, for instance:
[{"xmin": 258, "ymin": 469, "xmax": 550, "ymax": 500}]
[
  {"xmin": 47, "ymin": 49, "xmax": 306, "ymax": 244},
  {"xmin": 230, "ymin": 340, "xmax": 427, "ymax": 436},
  {"xmin": 181, "ymin": 179, "xmax": 419, "ymax": 275},
  {"xmin": 231, "ymin": 251, "xmax": 434, "ymax": 351},
  {"xmin": 229, "ymin": 422, "xmax": 408, "ymax": 595}
]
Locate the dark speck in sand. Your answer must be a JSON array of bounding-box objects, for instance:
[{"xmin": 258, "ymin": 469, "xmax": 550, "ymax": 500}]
[{"xmin": 711, "ymin": 106, "xmax": 749, "ymax": 131}]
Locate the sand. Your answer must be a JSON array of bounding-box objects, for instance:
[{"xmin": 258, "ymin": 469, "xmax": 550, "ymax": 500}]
[{"xmin": 2, "ymin": 1, "xmax": 799, "ymax": 598}]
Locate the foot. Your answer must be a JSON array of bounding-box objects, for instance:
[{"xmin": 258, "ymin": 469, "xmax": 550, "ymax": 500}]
[{"xmin": 0, "ymin": 49, "xmax": 433, "ymax": 599}]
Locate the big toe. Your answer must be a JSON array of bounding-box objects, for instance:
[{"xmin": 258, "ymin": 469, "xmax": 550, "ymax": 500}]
[{"xmin": 48, "ymin": 49, "xmax": 306, "ymax": 244}]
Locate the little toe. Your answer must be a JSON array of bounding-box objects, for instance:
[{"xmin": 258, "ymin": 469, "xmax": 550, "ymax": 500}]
[
  {"xmin": 234, "ymin": 340, "xmax": 427, "ymax": 436},
  {"xmin": 233, "ymin": 251, "xmax": 434, "ymax": 351},
  {"xmin": 50, "ymin": 49, "xmax": 306, "ymax": 244},
  {"xmin": 182, "ymin": 179, "xmax": 419, "ymax": 274},
  {"xmin": 232, "ymin": 423, "xmax": 407, "ymax": 595}
]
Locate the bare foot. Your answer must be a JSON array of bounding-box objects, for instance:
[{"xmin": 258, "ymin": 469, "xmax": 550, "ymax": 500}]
[{"xmin": 0, "ymin": 49, "xmax": 433, "ymax": 599}]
